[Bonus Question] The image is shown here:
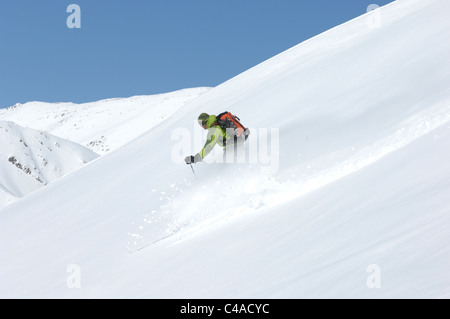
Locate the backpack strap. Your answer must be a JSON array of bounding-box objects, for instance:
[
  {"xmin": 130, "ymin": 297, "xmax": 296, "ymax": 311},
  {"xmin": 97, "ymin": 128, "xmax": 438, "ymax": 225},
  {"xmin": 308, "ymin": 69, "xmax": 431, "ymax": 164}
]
[
  {"xmin": 209, "ymin": 111, "xmax": 229, "ymax": 128},
  {"xmin": 216, "ymin": 111, "xmax": 228, "ymax": 119}
]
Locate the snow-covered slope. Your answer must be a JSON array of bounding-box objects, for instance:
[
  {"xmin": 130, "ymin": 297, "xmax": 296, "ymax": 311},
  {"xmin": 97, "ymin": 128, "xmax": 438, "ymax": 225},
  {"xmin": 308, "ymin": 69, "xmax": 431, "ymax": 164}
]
[
  {"xmin": 0, "ymin": 185, "xmax": 16, "ymax": 208},
  {"xmin": 0, "ymin": 88, "xmax": 211, "ymax": 154},
  {"xmin": 0, "ymin": 121, "xmax": 99, "ymax": 208},
  {"xmin": 1, "ymin": 0, "xmax": 450, "ymax": 298}
]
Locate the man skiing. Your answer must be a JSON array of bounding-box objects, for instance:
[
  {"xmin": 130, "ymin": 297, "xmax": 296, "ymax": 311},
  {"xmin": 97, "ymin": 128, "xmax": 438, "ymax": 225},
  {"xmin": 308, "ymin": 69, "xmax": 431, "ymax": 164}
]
[{"xmin": 184, "ymin": 112, "xmax": 249, "ymax": 165}]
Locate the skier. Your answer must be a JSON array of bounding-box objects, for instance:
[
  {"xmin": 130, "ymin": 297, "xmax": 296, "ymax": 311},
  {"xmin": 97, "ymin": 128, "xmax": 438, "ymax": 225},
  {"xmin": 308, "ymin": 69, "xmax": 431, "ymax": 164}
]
[{"xmin": 184, "ymin": 112, "xmax": 249, "ymax": 165}]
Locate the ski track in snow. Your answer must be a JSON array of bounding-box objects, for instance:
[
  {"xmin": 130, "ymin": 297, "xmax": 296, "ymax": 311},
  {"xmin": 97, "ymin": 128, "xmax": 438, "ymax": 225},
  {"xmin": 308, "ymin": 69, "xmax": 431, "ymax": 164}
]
[{"xmin": 127, "ymin": 97, "xmax": 450, "ymax": 252}]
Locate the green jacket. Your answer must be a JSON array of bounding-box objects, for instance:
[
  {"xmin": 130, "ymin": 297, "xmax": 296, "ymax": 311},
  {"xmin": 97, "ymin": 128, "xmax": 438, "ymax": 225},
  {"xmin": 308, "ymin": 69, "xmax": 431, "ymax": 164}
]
[{"xmin": 198, "ymin": 115, "xmax": 230, "ymax": 159}]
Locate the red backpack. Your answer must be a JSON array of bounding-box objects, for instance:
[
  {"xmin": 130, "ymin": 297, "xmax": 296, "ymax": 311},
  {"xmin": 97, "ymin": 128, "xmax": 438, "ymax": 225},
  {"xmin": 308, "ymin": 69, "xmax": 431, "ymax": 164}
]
[{"xmin": 211, "ymin": 111, "xmax": 250, "ymax": 142}]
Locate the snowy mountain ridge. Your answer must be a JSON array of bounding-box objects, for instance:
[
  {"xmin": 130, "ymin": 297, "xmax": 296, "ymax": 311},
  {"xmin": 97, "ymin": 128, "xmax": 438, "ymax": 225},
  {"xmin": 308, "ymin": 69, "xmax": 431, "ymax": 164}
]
[
  {"xmin": 0, "ymin": 121, "xmax": 99, "ymax": 208},
  {"xmin": 0, "ymin": 88, "xmax": 210, "ymax": 209},
  {"xmin": 0, "ymin": 87, "xmax": 211, "ymax": 154}
]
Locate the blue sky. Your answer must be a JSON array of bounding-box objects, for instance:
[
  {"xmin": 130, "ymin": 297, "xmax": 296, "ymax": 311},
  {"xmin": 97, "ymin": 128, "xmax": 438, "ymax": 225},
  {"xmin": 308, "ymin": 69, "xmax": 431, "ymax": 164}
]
[{"xmin": 0, "ymin": 0, "xmax": 394, "ymax": 108}]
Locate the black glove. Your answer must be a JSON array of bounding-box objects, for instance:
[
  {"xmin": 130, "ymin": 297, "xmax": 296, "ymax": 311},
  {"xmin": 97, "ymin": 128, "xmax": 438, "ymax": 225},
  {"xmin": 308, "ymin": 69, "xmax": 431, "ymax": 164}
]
[{"xmin": 184, "ymin": 154, "xmax": 202, "ymax": 164}]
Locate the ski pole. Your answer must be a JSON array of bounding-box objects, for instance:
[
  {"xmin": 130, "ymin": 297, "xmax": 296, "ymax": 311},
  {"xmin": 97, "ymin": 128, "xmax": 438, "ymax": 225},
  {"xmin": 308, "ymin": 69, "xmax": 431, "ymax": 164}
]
[{"xmin": 189, "ymin": 164, "xmax": 196, "ymax": 177}]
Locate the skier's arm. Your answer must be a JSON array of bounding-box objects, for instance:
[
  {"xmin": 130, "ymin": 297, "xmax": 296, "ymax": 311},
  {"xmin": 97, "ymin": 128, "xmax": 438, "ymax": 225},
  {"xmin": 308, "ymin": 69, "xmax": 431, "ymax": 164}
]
[{"xmin": 198, "ymin": 127, "xmax": 221, "ymax": 159}]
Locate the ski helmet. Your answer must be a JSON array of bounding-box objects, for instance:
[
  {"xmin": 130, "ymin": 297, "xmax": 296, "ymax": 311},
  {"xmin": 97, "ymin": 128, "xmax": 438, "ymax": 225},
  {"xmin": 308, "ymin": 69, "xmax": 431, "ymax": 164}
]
[{"xmin": 198, "ymin": 113, "xmax": 209, "ymax": 126}]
